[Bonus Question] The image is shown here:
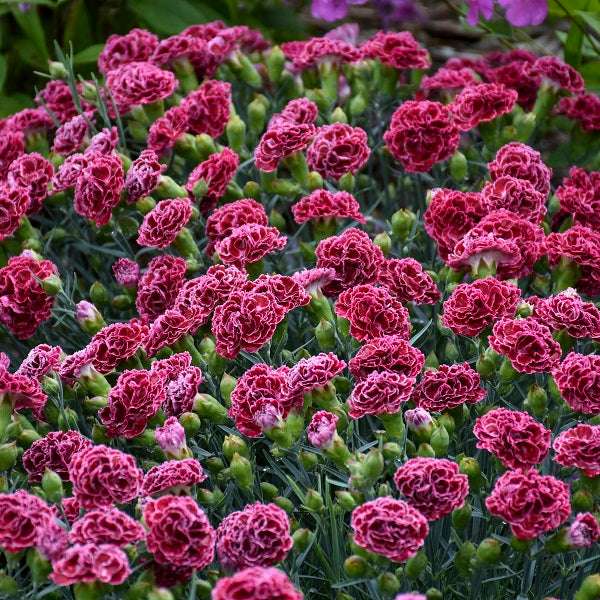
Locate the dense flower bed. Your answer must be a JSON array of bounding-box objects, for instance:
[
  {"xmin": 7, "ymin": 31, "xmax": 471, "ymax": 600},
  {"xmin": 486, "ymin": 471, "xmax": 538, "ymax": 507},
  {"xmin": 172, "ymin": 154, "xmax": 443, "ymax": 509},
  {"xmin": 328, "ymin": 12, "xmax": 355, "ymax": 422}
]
[{"xmin": 0, "ymin": 17, "xmax": 599, "ymax": 600}]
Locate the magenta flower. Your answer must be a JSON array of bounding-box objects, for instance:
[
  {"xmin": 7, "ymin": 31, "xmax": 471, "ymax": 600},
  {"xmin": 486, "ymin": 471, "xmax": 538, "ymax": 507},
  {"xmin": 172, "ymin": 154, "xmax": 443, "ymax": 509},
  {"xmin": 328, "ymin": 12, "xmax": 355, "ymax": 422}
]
[
  {"xmin": 311, "ymin": 0, "xmax": 367, "ymax": 22},
  {"xmin": 498, "ymin": 0, "xmax": 547, "ymax": 26},
  {"xmin": 466, "ymin": 0, "xmax": 494, "ymax": 26}
]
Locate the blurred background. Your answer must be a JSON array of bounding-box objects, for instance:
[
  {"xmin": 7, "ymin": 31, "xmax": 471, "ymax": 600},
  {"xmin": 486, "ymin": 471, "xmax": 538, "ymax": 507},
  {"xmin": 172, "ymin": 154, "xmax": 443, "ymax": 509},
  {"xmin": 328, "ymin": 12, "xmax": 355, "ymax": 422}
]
[{"xmin": 0, "ymin": 0, "xmax": 598, "ymax": 117}]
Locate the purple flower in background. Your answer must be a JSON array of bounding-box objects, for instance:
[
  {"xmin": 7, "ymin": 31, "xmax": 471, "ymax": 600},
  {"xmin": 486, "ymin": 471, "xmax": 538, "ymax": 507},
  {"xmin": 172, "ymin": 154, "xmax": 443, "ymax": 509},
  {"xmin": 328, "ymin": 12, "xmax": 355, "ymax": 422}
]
[
  {"xmin": 498, "ymin": 0, "xmax": 548, "ymax": 26},
  {"xmin": 324, "ymin": 23, "xmax": 360, "ymax": 45},
  {"xmin": 311, "ymin": 0, "xmax": 368, "ymax": 22},
  {"xmin": 465, "ymin": 0, "xmax": 494, "ymax": 26}
]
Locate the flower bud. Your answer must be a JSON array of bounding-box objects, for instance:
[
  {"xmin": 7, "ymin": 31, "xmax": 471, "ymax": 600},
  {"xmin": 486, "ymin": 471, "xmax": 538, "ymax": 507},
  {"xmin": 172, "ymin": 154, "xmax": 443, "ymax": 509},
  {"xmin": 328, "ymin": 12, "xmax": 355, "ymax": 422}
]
[
  {"xmin": 0, "ymin": 442, "xmax": 18, "ymax": 471},
  {"xmin": 391, "ymin": 209, "xmax": 416, "ymax": 240},
  {"xmin": 229, "ymin": 452, "xmax": 254, "ymax": 491},
  {"xmin": 179, "ymin": 412, "xmax": 201, "ymax": 437},
  {"xmin": 572, "ymin": 490, "xmax": 595, "ymax": 513},
  {"xmin": 426, "ymin": 589, "xmax": 443, "ymax": 600},
  {"xmin": 336, "ymin": 491, "xmax": 356, "ymax": 511},
  {"xmin": 273, "ymin": 496, "xmax": 294, "ymax": 514},
  {"xmin": 306, "ymin": 171, "xmax": 324, "ymax": 191},
  {"xmin": 204, "ymin": 457, "xmax": 226, "ymax": 474},
  {"xmin": 89, "ymin": 281, "xmax": 110, "ymax": 307},
  {"xmin": 361, "ymin": 448, "xmax": 384, "ymax": 481},
  {"xmin": 292, "ymin": 528, "xmax": 314, "ymax": 553},
  {"xmin": 451, "ymin": 501, "xmax": 472, "ymax": 530},
  {"xmin": 57, "ymin": 408, "xmax": 78, "ymax": 431},
  {"xmin": 226, "ymin": 114, "xmax": 246, "ymax": 152},
  {"xmin": 576, "ymin": 575, "xmax": 600, "ymax": 600},
  {"xmin": 382, "ymin": 442, "xmax": 402, "ymax": 461},
  {"xmin": 248, "ymin": 98, "xmax": 267, "ymax": 134},
  {"xmin": 219, "ymin": 373, "xmax": 237, "ymax": 406},
  {"xmin": 338, "ymin": 172, "xmax": 355, "ymax": 192},
  {"xmin": 135, "ymin": 196, "xmax": 156, "ymax": 215},
  {"xmin": 454, "ymin": 541, "xmax": 476, "ymax": 578},
  {"xmin": 304, "ymin": 489, "xmax": 325, "ymax": 513},
  {"xmin": 405, "ymin": 408, "xmax": 435, "ymax": 442},
  {"xmin": 377, "ymin": 572, "xmax": 400, "ymax": 595},
  {"xmin": 155, "ymin": 417, "xmax": 187, "ymax": 459},
  {"xmin": 260, "ymin": 482, "xmax": 279, "ymax": 500},
  {"xmin": 300, "ymin": 451, "xmax": 320, "ymax": 470},
  {"xmin": 315, "ymin": 318, "xmax": 336, "ymax": 351},
  {"xmin": 379, "ymin": 411, "xmax": 405, "ymax": 438},
  {"xmin": 75, "ymin": 301, "xmax": 106, "ymax": 334},
  {"xmin": 18, "ymin": 428, "xmax": 41, "ymax": 448},
  {"xmin": 0, "ymin": 573, "xmax": 19, "ymax": 595},
  {"xmin": 373, "ymin": 232, "xmax": 391, "ymax": 257},
  {"xmin": 344, "ymin": 555, "xmax": 371, "ymax": 578},
  {"xmin": 41, "ymin": 468, "xmax": 64, "ymax": 503},
  {"xmin": 243, "ymin": 181, "xmax": 261, "ymax": 199},
  {"xmin": 476, "ymin": 538, "xmax": 502, "ymax": 564},
  {"xmin": 41, "ymin": 274, "xmax": 62, "ymax": 296},
  {"xmin": 526, "ymin": 384, "xmax": 548, "ymax": 417},
  {"xmin": 450, "ymin": 150, "xmax": 468, "ymax": 182},
  {"xmin": 349, "ymin": 93, "xmax": 367, "ymax": 116},
  {"xmin": 405, "ymin": 548, "xmax": 427, "ymax": 579},
  {"xmin": 48, "ymin": 60, "xmax": 68, "ymax": 79},
  {"xmin": 430, "ymin": 424, "xmax": 449, "ymax": 456},
  {"xmin": 266, "ymin": 46, "xmax": 286, "ymax": 82},
  {"xmin": 147, "ymin": 589, "xmax": 174, "ymax": 600},
  {"xmin": 223, "ymin": 434, "xmax": 249, "ymax": 462},
  {"xmin": 417, "ymin": 443, "xmax": 436, "ymax": 458},
  {"xmin": 330, "ymin": 106, "xmax": 348, "ymax": 124},
  {"xmin": 193, "ymin": 394, "xmax": 228, "ymax": 423},
  {"xmin": 459, "ymin": 457, "xmax": 481, "ymax": 483},
  {"xmin": 510, "ymin": 536, "xmax": 533, "ymax": 553}
]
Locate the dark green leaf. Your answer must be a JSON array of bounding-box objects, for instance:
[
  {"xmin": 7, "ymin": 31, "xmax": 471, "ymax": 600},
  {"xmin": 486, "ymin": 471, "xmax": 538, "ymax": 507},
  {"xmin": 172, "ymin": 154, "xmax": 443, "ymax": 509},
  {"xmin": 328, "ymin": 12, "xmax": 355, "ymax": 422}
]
[
  {"xmin": 564, "ymin": 21, "xmax": 584, "ymax": 67},
  {"xmin": 72, "ymin": 43, "xmax": 103, "ymax": 65},
  {"xmin": 9, "ymin": 5, "xmax": 49, "ymax": 60}
]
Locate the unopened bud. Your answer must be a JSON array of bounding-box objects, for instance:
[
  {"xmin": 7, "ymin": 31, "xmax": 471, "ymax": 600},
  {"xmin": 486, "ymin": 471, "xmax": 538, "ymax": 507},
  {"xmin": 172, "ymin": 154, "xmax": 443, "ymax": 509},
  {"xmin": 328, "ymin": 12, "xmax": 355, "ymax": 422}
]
[{"xmin": 476, "ymin": 538, "xmax": 502, "ymax": 564}]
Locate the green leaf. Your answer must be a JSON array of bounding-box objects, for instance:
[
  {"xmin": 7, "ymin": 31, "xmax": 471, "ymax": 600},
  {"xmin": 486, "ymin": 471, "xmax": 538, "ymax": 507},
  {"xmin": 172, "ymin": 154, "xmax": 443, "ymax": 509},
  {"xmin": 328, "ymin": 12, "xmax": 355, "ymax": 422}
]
[
  {"xmin": 0, "ymin": 93, "xmax": 34, "ymax": 119},
  {"xmin": 577, "ymin": 10, "xmax": 600, "ymax": 37},
  {"xmin": 9, "ymin": 4, "xmax": 49, "ymax": 61},
  {"xmin": 62, "ymin": 0, "xmax": 92, "ymax": 52},
  {"xmin": 579, "ymin": 60, "xmax": 600, "ymax": 91},
  {"xmin": 548, "ymin": 0, "xmax": 600, "ymax": 17},
  {"xmin": 564, "ymin": 21, "xmax": 584, "ymax": 67},
  {"xmin": 72, "ymin": 44, "xmax": 104, "ymax": 65},
  {"xmin": 127, "ymin": 0, "xmax": 223, "ymax": 35},
  {"xmin": 0, "ymin": 55, "xmax": 6, "ymax": 93}
]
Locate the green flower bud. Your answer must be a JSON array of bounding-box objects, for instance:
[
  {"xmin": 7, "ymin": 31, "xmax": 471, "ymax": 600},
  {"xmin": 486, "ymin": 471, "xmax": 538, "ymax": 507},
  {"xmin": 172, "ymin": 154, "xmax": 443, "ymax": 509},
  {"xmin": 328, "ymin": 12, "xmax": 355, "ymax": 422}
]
[
  {"xmin": 426, "ymin": 589, "xmax": 443, "ymax": 600},
  {"xmin": 57, "ymin": 408, "xmax": 79, "ymax": 431},
  {"xmin": 131, "ymin": 429, "xmax": 155, "ymax": 447},
  {"xmin": 576, "ymin": 575, "xmax": 600, "ymax": 600},
  {"xmin": 266, "ymin": 46, "xmax": 286, "ymax": 82},
  {"xmin": 112, "ymin": 294, "xmax": 133, "ymax": 310},
  {"xmin": 226, "ymin": 114, "xmax": 246, "ymax": 151},
  {"xmin": 476, "ymin": 538, "xmax": 502, "ymax": 564},
  {"xmin": 204, "ymin": 457, "xmax": 226, "ymax": 474},
  {"xmin": 391, "ymin": 209, "xmax": 416, "ymax": 240},
  {"xmin": 269, "ymin": 208, "xmax": 286, "ymax": 231},
  {"xmin": 135, "ymin": 196, "xmax": 156, "ymax": 215},
  {"xmin": 0, "ymin": 573, "xmax": 19, "ymax": 595},
  {"xmin": 300, "ymin": 451, "xmax": 320, "ymax": 470},
  {"xmin": 0, "ymin": 442, "xmax": 18, "ymax": 471},
  {"xmin": 304, "ymin": 489, "xmax": 325, "ymax": 513},
  {"xmin": 382, "ymin": 442, "xmax": 402, "ymax": 461},
  {"xmin": 424, "ymin": 350, "xmax": 439, "ymax": 370},
  {"xmin": 243, "ymin": 180, "xmax": 261, "ymax": 199},
  {"xmin": 230, "ymin": 452, "xmax": 254, "ymax": 491},
  {"xmin": 459, "ymin": 457, "xmax": 481, "ymax": 483},
  {"xmin": 248, "ymin": 98, "xmax": 267, "ymax": 134},
  {"xmin": 361, "ymin": 448, "xmax": 384, "ymax": 481},
  {"xmin": 430, "ymin": 424, "xmax": 449, "ymax": 456},
  {"xmin": 405, "ymin": 548, "xmax": 428, "ymax": 579},
  {"xmin": 373, "ymin": 232, "xmax": 391, "ymax": 257},
  {"xmin": 18, "ymin": 428, "xmax": 41, "ymax": 448},
  {"xmin": 344, "ymin": 555, "xmax": 371, "ymax": 578},
  {"xmin": 48, "ymin": 60, "xmax": 68, "ymax": 79},
  {"xmin": 572, "ymin": 490, "xmax": 595, "ymax": 512},
  {"xmin": 527, "ymin": 384, "xmax": 548, "ymax": 417},
  {"xmin": 273, "ymin": 496, "xmax": 294, "ymax": 514},
  {"xmin": 349, "ymin": 93, "xmax": 367, "ymax": 116},
  {"xmin": 330, "ymin": 107, "xmax": 348, "ymax": 124},
  {"xmin": 41, "ymin": 468, "xmax": 64, "ymax": 503},
  {"xmin": 155, "ymin": 175, "xmax": 188, "ymax": 199},
  {"xmin": 449, "ymin": 150, "xmax": 468, "ymax": 182},
  {"xmin": 377, "ymin": 572, "xmax": 400, "ymax": 595},
  {"xmin": 147, "ymin": 589, "xmax": 174, "ymax": 600},
  {"xmin": 193, "ymin": 394, "xmax": 228, "ymax": 423},
  {"xmin": 437, "ymin": 413, "xmax": 455, "ymax": 438},
  {"xmin": 338, "ymin": 173, "xmax": 355, "ymax": 192},
  {"xmin": 260, "ymin": 482, "xmax": 279, "ymax": 500},
  {"xmin": 219, "ymin": 373, "xmax": 237, "ymax": 407},
  {"xmin": 452, "ymin": 500, "xmax": 472, "ymax": 529},
  {"xmin": 379, "ymin": 411, "xmax": 405, "ymax": 438},
  {"xmin": 455, "ymin": 540, "xmax": 476, "ymax": 577},
  {"xmin": 510, "ymin": 536, "xmax": 534, "ymax": 553},
  {"xmin": 292, "ymin": 528, "xmax": 314, "ymax": 552},
  {"xmin": 89, "ymin": 281, "xmax": 109, "ymax": 307},
  {"xmin": 417, "ymin": 443, "xmax": 436, "ymax": 458},
  {"xmin": 336, "ymin": 491, "xmax": 356, "ymax": 511},
  {"xmin": 476, "ymin": 354, "xmax": 496, "ymax": 380},
  {"xmin": 179, "ymin": 412, "xmax": 201, "ymax": 437},
  {"xmin": 307, "ymin": 171, "xmax": 324, "ymax": 191},
  {"xmin": 315, "ymin": 318, "xmax": 336, "ymax": 351},
  {"xmin": 223, "ymin": 435, "xmax": 249, "ymax": 462}
]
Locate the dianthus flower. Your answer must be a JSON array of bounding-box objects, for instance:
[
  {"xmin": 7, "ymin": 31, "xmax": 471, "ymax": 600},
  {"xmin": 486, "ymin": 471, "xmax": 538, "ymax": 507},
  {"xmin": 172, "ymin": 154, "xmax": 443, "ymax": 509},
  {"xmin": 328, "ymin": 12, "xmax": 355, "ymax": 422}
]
[
  {"xmin": 451, "ymin": 82, "xmax": 517, "ymax": 130},
  {"xmin": 137, "ymin": 198, "xmax": 192, "ymax": 249},
  {"xmin": 23, "ymin": 430, "xmax": 91, "ymax": 482},
  {"xmin": 442, "ymin": 277, "xmax": 521, "ymax": 337},
  {"xmin": 423, "ymin": 189, "xmax": 488, "ymax": 260},
  {"xmin": 90, "ymin": 318, "xmax": 148, "ymax": 374},
  {"xmin": 0, "ymin": 254, "xmax": 58, "ymax": 339},
  {"xmin": 113, "ymin": 257, "xmax": 140, "ymax": 288},
  {"xmin": 474, "ymin": 407, "xmax": 551, "ymax": 469},
  {"xmin": 205, "ymin": 198, "xmax": 268, "ymax": 254},
  {"xmin": 151, "ymin": 353, "xmax": 204, "ymax": 416},
  {"xmin": 185, "ymin": 147, "xmax": 239, "ymax": 215},
  {"xmin": 229, "ymin": 363, "xmax": 297, "ymax": 437},
  {"xmin": 216, "ymin": 502, "xmax": 293, "ymax": 570},
  {"xmin": 51, "ymin": 152, "xmax": 90, "ymax": 192},
  {"xmin": 557, "ymin": 94, "xmax": 600, "ymax": 132},
  {"xmin": 533, "ymin": 288, "xmax": 600, "ymax": 340},
  {"xmin": 0, "ymin": 130, "xmax": 25, "ymax": 178},
  {"xmin": 73, "ymin": 153, "xmax": 124, "ymax": 226},
  {"xmin": 291, "ymin": 267, "xmax": 336, "ymax": 296},
  {"xmin": 155, "ymin": 416, "xmax": 187, "ymax": 458},
  {"xmin": 243, "ymin": 274, "xmax": 311, "ymax": 311},
  {"xmin": 254, "ymin": 123, "xmax": 317, "ymax": 172},
  {"xmin": 212, "ymin": 567, "xmax": 303, "ymax": 600},
  {"xmin": 9, "ymin": 107, "xmax": 55, "ymax": 136},
  {"xmin": 150, "ymin": 33, "xmax": 207, "ymax": 69},
  {"xmin": 147, "ymin": 106, "xmax": 188, "ymax": 155},
  {"xmin": 86, "ymin": 126, "xmax": 118, "ymax": 155},
  {"xmin": 378, "ymin": 258, "xmax": 440, "ymax": 304},
  {"xmin": 348, "ymin": 371, "xmax": 415, "ymax": 419},
  {"xmin": 306, "ymin": 123, "xmax": 370, "ymax": 181},
  {"xmin": 315, "ymin": 228, "xmax": 384, "ymax": 296},
  {"xmin": 555, "ymin": 167, "xmax": 600, "ymax": 230},
  {"xmin": 567, "ymin": 513, "xmax": 600, "ymax": 549},
  {"xmin": 349, "ymin": 335, "xmax": 424, "ymax": 379},
  {"xmin": 384, "ymin": 100, "xmax": 460, "ymax": 173},
  {"xmin": 307, "ymin": 410, "xmax": 339, "ymax": 450},
  {"xmin": 413, "ymin": 363, "xmax": 486, "ymax": 412},
  {"xmin": 51, "ymin": 115, "xmax": 90, "ymax": 155},
  {"xmin": 98, "ymin": 28, "xmax": 158, "ymax": 73},
  {"xmin": 69, "ymin": 444, "xmax": 143, "ymax": 509},
  {"xmin": 489, "ymin": 317, "xmax": 562, "ymax": 374},
  {"xmin": 361, "ymin": 30, "xmax": 430, "ymax": 70},
  {"xmin": 269, "ymin": 97, "xmax": 319, "ymax": 128},
  {"xmin": 292, "ymin": 189, "xmax": 366, "ymax": 224},
  {"xmin": 393, "ymin": 457, "xmax": 469, "ymax": 521},
  {"xmin": 488, "ymin": 142, "xmax": 552, "ymax": 196},
  {"xmin": 419, "ymin": 67, "xmax": 476, "ymax": 99},
  {"xmin": 0, "ymin": 356, "xmax": 47, "ymax": 416},
  {"xmin": 181, "ymin": 80, "xmax": 231, "ymax": 138},
  {"xmin": 99, "ymin": 369, "xmax": 166, "ymax": 439},
  {"xmin": 35, "ymin": 80, "xmax": 87, "ymax": 123},
  {"xmin": 553, "ymin": 424, "xmax": 600, "ymax": 476},
  {"xmin": 70, "ymin": 508, "xmax": 146, "ymax": 546},
  {"xmin": 553, "ymin": 353, "xmax": 600, "ymax": 414},
  {"xmin": 16, "ymin": 343, "xmax": 63, "ymax": 379},
  {"xmin": 286, "ymin": 352, "xmax": 346, "ymax": 396},
  {"xmin": 135, "ymin": 254, "xmax": 187, "ymax": 323},
  {"xmin": 530, "ymin": 56, "xmax": 585, "ymax": 94},
  {"xmin": 351, "ymin": 497, "xmax": 428, "ymax": 563},
  {"xmin": 283, "ymin": 37, "xmax": 362, "ymax": 70},
  {"xmin": 105, "ymin": 62, "xmax": 177, "ymax": 112},
  {"xmin": 0, "ymin": 490, "xmax": 54, "ymax": 553},
  {"xmin": 486, "ymin": 470, "xmax": 570, "ymax": 540},
  {"xmin": 142, "ymin": 458, "xmax": 207, "ymax": 496},
  {"xmin": 0, "ymin": 182, "xmax": 29, "ymax": 241},
  {"xmin": 7, "ymin": 152, "xmax": 54, "ymax": 214},
  {"xmin": 124, "ymin": 149, "xmax": 166, "ymax": 204},
  {"xmin": 144, "ymin": 495, "xmax": 215, "ymax": 569},
  {"xmin": 487, "ymin": 60, "xmax": 541, "ymax": 111},
  {"xmin": 215, "ymin": 223, "xmax": 287, "ymax": 268},
  {"xmin": 481, "ymin": 176, "xmax": 547, "ymax": 224},
  {"xmin": 50, "ymin": 543, "xmax": 131, "ymax": 585},
  {"xmin": 335, "ymin": 284, "xmax": 410, "ymax": 341}
]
